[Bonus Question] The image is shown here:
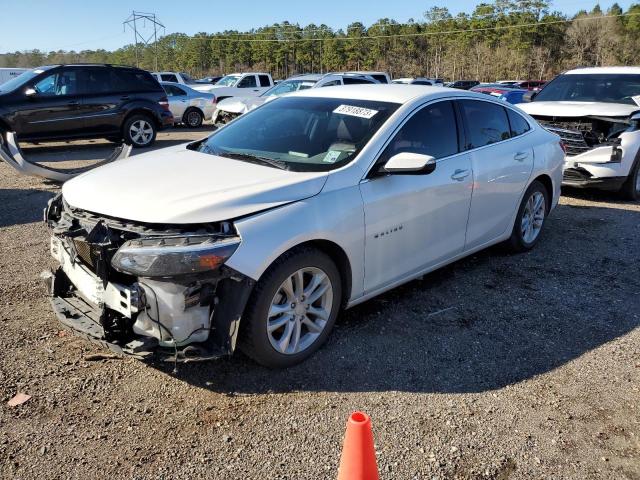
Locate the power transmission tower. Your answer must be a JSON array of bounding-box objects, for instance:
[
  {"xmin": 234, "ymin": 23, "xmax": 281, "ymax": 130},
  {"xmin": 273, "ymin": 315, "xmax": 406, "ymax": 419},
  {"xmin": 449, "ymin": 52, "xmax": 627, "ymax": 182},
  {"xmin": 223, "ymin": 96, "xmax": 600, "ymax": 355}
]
[{"xmin": 123, "ymin": 11, "xmax": 165, "ymax": 70}]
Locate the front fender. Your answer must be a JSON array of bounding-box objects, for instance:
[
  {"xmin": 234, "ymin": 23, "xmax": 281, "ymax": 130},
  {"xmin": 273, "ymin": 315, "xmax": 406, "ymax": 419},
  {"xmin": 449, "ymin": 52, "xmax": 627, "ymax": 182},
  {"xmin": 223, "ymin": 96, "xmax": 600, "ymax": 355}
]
[{"xmin": 225, "ymin": 185, "xmax": 365, "ymax": 303}]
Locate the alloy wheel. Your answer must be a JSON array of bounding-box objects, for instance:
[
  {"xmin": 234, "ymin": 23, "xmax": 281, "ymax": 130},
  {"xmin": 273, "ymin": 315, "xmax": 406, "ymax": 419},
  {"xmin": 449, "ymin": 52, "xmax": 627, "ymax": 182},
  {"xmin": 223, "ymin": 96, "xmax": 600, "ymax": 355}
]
[
  {"xmin": 187, "ymin": 111, "xmax": 201, "ymax": 127},
  {"xmin": 267, "ymin": 267, "xmax": 333, "ymax": 355},
  {"xmin": 129, "ymin": 120, "xmax": 153, "ymax": 146},
  {"xmin": 521, "ymin": 191, "xmax": 545, "ymax": 244}
]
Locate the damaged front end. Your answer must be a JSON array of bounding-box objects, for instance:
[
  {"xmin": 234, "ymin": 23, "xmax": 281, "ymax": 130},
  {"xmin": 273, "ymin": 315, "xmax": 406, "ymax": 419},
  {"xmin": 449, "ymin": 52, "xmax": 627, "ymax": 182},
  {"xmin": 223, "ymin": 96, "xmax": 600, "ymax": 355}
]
[
  {"xmin": 43, "ymin": 194, "xmax": 253, "ymax": 362},
  {"xmin": 535, "ymin": 112, "xmax": 640, "ymax": 189}
]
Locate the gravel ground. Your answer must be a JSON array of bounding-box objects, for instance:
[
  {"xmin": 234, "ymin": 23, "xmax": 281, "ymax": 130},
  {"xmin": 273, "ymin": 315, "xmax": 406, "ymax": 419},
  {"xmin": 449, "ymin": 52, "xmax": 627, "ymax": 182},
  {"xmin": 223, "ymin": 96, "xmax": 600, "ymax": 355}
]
[{"xmin": 0, "ymin": 129, "xmax": 639, "ymax": 480}]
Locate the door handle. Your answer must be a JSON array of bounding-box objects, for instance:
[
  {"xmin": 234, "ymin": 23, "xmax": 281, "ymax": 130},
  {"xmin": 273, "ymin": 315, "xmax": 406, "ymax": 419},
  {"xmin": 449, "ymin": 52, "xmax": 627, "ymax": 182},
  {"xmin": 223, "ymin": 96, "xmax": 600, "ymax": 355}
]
[
  {"xmin": 120, "ymin": 95, "xmax": 130, "ymax": 101},
  {"xmin": 451, "ymin": 169, "xmax": 470, "ymax": 181},
  {"xmin": 514, "ymin": 151, "xmax": 529, "ymax": 162},
  {"xmin": 67, "ymin": 101, "xmax": 80, "ymax": 106}
]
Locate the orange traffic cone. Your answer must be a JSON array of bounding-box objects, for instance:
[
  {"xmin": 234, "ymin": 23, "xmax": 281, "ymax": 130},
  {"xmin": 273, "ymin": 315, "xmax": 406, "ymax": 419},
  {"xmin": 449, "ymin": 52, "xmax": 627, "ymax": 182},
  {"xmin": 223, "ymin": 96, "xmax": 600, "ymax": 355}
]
[{"xmin": 337, "ymin": 411, "xmax": 379, "ymax": 480}]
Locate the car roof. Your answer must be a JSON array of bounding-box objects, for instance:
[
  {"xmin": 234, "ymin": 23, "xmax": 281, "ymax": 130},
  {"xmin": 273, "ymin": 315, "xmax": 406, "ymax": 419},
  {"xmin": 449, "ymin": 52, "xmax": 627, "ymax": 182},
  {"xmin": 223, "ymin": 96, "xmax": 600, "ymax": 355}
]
[
  {"xmin": 289, "ymin": 84, "xmax": 486, "ymax": 104},
  {"xmin": 565, "ymin": 66, "xmax": 640, "ymax": 75}
]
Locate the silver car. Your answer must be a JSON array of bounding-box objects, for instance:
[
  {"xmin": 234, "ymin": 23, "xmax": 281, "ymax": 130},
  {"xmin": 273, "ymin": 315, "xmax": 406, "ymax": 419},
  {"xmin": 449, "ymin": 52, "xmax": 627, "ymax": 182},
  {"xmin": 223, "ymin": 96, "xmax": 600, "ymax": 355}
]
[{"xmin": 160, "ymin": 82, "xmax": 216, "ymax": 128}]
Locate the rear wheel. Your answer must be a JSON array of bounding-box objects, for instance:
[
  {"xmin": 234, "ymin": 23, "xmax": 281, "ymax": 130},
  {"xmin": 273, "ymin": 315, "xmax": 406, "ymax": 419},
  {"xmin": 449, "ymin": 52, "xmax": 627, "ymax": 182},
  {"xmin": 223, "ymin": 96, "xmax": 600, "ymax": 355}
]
[
  {"xmin": 183, "ymin": 108, "xmax": 204, "ymax": 128},
  {"xmin": 507, "ymin": 180, "xmax": 548, "ymax": 252},
  {"xmin": 619, "ymin": 155, "xmax": 640, "ymax": 201},
  {"xmin": 239, "ymin": 247, "xmax": 342, "ymax": 368},
  {"xmin": 123, "ymin": 114, "xmax": 156, "ymax": 148}
]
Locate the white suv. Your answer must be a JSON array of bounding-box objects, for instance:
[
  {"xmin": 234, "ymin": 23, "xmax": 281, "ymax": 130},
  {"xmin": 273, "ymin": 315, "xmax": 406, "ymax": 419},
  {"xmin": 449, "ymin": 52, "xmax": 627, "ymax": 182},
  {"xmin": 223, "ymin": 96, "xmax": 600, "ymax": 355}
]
[
  {"xmin": 45, "ymin": 85, "xmax": 563, "ymax": 367},
  {"xmin": 519, "ymin": 67, "xmax": 640, "ymax": 199}
]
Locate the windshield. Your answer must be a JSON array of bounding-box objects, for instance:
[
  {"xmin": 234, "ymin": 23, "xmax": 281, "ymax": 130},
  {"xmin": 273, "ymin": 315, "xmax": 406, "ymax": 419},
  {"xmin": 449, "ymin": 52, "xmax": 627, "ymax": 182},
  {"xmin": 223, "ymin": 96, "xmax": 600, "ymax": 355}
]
[
  {"xmin": 0, "ymin": 68, "xmax": 46, "ymax": 93},
  {"xmin": 261, "ymin": 79, "xmax": 317, "ymax": 97},
  {"xmin": 216, "ymin": 75, "xmax": 241, "ymax": 86},
  {"xmin": 180, "ymin": 72, "xmax": 197, "ymax": 84},
  {"xmin": 195, "ymin": 96, "xmax": 400, "ymax": 172},
  {"xmin": 534, "ymin": 73, "xmax": 640, "ymax": 105}
]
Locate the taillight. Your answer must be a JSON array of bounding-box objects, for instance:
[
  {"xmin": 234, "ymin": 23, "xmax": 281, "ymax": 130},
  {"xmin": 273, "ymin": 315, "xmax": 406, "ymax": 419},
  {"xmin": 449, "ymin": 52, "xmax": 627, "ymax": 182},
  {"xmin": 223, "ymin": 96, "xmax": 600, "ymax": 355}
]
[
  {"xmin": 158, "ymin": 96, "xmax": 170, "ymax": 111},
  {"xmin": 559, "ymin": 141, "xmax": 567, "ymax": 154}
]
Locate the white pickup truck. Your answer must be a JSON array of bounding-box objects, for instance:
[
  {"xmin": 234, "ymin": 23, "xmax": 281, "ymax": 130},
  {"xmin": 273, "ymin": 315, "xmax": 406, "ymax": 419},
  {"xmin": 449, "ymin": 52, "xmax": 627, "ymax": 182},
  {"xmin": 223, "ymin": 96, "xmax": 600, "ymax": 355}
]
[{"xmin": 152, "ymin": 71, "xmax": 274, "ymax": 101}]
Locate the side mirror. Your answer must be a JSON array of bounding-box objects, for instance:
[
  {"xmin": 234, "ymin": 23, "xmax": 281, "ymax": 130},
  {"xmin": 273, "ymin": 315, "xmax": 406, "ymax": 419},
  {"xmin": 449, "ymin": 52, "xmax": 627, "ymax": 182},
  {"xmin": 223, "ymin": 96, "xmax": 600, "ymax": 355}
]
[
  {"xmin": 383, "ymin": 152, "xmax": 436, "ymax": 175},
  {"xmin": 24, "ymin": 87, "xmax": 37, "ymax": 97},
  {"xmin": 522, "ymin": 90, "xmax": 537, "ymax": 103}
]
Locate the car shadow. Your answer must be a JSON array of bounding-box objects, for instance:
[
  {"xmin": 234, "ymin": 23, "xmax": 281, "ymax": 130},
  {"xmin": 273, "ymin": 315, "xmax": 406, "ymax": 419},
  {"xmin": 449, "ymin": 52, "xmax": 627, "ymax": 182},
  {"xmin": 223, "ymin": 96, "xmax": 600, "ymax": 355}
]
[
  {"xmin": 0, "ymin": 188, "xmax": 55, "ymax": 227},
  {"xmin": 163, "ymin": 202, "xmax": 640, "ymax": 395}
]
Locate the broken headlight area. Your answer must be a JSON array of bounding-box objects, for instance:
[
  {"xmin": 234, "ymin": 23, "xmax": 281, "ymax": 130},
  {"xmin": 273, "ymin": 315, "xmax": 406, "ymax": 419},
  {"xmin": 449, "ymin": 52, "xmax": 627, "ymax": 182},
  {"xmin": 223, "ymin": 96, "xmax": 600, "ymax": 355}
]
[
  {"xmin": 44, "ymin": 195, "xmax": 253, "ymax": 363},
  {"xmin": 535, "ymin": 115, "xmax": 632, "ymax": 158}
]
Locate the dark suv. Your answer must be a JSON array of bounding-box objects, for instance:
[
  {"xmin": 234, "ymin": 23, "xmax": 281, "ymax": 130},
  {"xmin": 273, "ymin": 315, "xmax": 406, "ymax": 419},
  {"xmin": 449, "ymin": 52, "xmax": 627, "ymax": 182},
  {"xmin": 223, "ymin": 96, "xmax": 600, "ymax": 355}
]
[
  {"xmin": 0, "ymin": 64, "xmax": 173, "ymax": 147},
  {"xmin": 450, "ymin": 80, "xmax": 480, "ymax": 90}
]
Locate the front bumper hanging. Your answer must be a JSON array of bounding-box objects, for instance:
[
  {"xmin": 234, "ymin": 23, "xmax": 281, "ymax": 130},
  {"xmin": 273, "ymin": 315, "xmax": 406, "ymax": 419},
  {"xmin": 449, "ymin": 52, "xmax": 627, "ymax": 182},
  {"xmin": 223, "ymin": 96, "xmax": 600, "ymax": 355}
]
[{"xmin": 0, "ymin": 131, "xmax": 132, "ymax": 182}]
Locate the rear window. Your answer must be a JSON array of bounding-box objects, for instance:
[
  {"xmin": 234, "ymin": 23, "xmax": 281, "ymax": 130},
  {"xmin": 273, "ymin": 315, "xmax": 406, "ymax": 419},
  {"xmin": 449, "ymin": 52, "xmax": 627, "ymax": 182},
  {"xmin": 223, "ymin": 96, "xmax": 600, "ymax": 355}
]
[
  {"xmin": 534, "ymin": 73, "xmax": 640, "ymax": 104},
  {"xmin": 343, "ymin": 77, "xmax": 375, "ymax": 85},
  {"xmin": 458, "ymin": 100, "xmax": 511, "ymax": 149}
]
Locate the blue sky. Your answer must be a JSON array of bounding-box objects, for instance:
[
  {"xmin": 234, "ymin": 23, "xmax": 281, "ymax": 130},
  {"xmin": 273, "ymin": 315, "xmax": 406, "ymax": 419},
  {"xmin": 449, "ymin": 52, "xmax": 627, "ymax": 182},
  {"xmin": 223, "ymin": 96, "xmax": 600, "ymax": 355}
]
[{"xmin": 0, "ymin": 0, "xmax": 635, "ymax": 53}]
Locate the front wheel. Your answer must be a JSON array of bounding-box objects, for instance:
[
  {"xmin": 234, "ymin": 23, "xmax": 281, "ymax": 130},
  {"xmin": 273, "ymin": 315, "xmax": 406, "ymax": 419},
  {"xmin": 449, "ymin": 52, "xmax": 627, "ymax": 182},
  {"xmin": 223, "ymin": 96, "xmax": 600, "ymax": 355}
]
[
  {"xmin": 507, "ymin": 180, "xmax": 548, "ymax": 252},
  {"xmin": 619, "ymin": 155, "xmax": 640, "ymax": 201},
  {"xmin": 123, "ymin": 115, "xmax": 157, "ymax": 148},
  {"xmin": 239, "ymin": 247, "xmax": 342, "ymax": 368}
]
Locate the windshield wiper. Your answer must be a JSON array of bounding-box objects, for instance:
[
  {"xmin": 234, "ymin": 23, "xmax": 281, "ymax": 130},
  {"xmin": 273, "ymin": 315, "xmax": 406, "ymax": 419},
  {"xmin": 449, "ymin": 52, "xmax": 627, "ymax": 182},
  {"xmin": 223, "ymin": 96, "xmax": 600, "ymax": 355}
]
[{"xmin": 220, "ymin": 152, "xmax": 289, "ymax": 170}]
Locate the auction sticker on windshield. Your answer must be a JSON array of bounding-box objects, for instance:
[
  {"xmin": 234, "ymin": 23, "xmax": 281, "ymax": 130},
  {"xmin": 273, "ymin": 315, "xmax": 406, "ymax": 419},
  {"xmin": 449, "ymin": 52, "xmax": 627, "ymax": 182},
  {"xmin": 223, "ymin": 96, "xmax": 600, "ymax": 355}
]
[{"xmin": 333, "ymin": 105, "xmax": 378, "ymax": 119}]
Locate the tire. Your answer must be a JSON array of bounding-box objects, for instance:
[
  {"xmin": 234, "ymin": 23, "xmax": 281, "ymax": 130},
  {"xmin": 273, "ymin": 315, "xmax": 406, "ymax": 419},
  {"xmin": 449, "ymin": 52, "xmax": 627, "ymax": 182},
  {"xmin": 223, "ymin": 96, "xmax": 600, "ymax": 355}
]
[
  {"xmin": 619, "ymin": 154, "xmax": 640, "ymax": 201},
  {"xmin": 507, "ymin": 180, "xmax": 549, "ymax": 252},
  {"xmin": 238, "ymin": 247, "xmax": 342, "ymax": 368},
  {"xmin": 123, "ymin": 114, "xmax": 157, "ymax": 148},
  {"xmin": 183, "ymin": 108, "xmax": 204, "ymax": 128}
]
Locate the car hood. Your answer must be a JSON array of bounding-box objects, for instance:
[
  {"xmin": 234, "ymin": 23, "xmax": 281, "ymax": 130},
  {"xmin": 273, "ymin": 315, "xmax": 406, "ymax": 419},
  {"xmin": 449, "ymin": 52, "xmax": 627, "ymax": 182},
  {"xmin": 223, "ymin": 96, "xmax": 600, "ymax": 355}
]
[
  {"xmin": 217, "ymin": 96, "xmax": 266, "ymax": 114},
  {"xmin": 518, "ymin": 101, "xmax": 640, "ymax": 118},
  {"xmin": 62, "ymin": 144, "xmax": 328, "ymax": 224}
]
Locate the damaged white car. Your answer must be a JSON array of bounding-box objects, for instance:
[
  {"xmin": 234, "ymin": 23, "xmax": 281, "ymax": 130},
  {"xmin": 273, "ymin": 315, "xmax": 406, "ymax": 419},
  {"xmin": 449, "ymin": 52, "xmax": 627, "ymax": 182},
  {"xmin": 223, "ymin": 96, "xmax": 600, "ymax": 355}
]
[
  {"xmin": 519, "ymin": 67, "xmax": 640, "ymax": 199},
  {"xmin": 44, "ymin": 85, "xmax": 563, "ymax": 367}
]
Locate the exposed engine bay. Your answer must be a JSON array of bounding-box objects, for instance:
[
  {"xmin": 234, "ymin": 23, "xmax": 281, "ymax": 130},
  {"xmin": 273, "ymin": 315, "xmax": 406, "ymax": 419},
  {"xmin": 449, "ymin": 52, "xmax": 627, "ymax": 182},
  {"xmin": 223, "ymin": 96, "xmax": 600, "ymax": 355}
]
[
  {"xmin": 43, "ymin": 194, "xmax": 254, "ymax": 363},
  {"xmin": 534, "ymin": 115, "xmax": 631, "ymax": 157}
]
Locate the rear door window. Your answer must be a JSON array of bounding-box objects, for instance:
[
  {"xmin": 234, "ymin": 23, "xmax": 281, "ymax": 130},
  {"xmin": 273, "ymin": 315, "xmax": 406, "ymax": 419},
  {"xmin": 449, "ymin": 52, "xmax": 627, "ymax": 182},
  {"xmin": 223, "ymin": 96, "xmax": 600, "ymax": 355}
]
[
  {"xmin": 160, "ymin": 73, "xmax": 179, "ymax": 83},
  {"xmin": 506, "ymin": 109, "xmax": 531, "ymax": 137},
  {"xmin": 458, "ymin": 100, "xmax": 511, "ymax": 149},
  {"xmin": 238, "ymin": 75, "xmax": 257, "ymax": 88},
  {"xmin": 163, "ymin": 84, "xmax": 187, "ymax": 97},
  {"xmin": 85, "ymin": 68, "xmax": 114, "ymax": 94}
]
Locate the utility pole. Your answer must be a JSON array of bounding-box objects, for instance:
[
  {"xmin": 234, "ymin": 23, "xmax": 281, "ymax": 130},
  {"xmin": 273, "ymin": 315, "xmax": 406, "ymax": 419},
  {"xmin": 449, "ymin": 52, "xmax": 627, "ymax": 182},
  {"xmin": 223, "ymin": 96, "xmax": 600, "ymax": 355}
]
[{"xmin": 123, "ymin": 11, "xmax": 165, "ymax": 70}]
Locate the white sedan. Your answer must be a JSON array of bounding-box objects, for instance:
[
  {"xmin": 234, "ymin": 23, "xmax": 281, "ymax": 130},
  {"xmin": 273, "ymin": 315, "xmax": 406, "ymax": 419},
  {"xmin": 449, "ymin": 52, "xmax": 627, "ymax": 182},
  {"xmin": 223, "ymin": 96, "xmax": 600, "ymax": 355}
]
[{"xmin": 45, "ymin": 85, "xmax": 563, "ymax": 367}]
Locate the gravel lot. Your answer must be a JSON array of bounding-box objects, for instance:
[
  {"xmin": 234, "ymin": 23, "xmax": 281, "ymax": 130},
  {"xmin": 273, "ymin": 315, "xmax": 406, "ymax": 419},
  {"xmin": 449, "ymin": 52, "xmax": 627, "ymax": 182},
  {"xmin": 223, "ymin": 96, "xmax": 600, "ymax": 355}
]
[{"xmin": 1, "ymin": 128, "xmax": 639, "ymax": 480}]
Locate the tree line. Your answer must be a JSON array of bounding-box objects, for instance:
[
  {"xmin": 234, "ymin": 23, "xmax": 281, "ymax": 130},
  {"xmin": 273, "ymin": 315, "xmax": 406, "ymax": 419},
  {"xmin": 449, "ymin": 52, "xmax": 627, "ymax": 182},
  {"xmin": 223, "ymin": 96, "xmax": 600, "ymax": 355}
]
[{"xmin": 1, "ymin": 1, "xmax": 639, "ymax": 82}]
